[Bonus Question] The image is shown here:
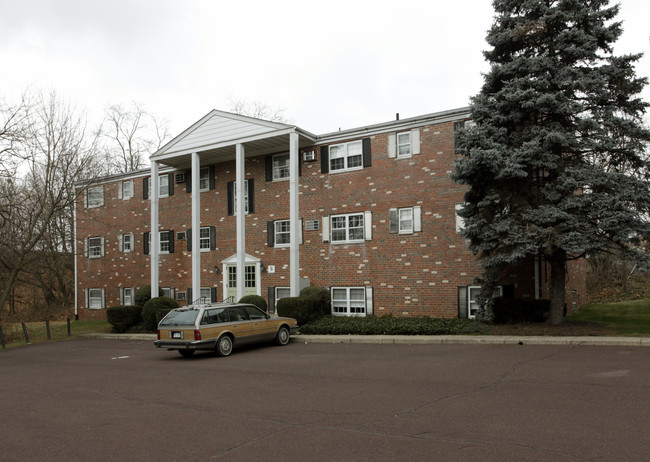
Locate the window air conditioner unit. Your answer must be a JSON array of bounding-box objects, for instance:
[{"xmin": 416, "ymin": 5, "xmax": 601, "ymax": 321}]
[
  {"xmin": 174, "ymin": 173, "xmax": 186, "ymax": 183},
  {"xmin": 177, "ymin": 292, "xmax": 187, "ymax": 301},
  {"xmin": 176, "ymin": 231, "xmax": 186, "ymax": 241},
  {"xmin": 303, "ymin": 150, "xmax": 316, "ymax": 162}
]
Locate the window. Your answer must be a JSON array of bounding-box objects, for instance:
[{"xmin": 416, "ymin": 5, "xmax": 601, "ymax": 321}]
[
  {"xmin": 398, "ymin": 208, "xmax": 413, "ymax": 233},
  {"xmin": 233, "ymin": 180, "xmax": 249, "ymax": 214},
  {"xmin": 87, "ymin": 288, "xmax": 104, "ymax": 309},
  {"xmin": 199, "ymin": 227, "xmax": 211, "ymax": 251},
  {"xmin": 274, "ymin": 220, "xmax": 291, "ymax": 246},
  {"xmin": 275, "ymin": 287, "xmax": 291, "ymax": 307},
  {"xmin": 228, "ymin": 180, "xmax": 254, "ymax": 215},
  {"xmin": 228, "ymin": 267, "xmax": 236, "ymax": 288},
  {"xmin": 120, "ymin": 287, "xmax": 133, "ymax": 306},
  {"xmin": 159, "ymin": 174, "xmax": 169, "ymax": 197},
  {"xmin": 245, "ymin": 266, "xmax": 256, "ymax": 288},
  {"xmin": 331, "ymin": 287, "xmax": 366, "ymax": 316},
  {"xmin": 397, "ymin": 132, "xmax": 411, "ymax": 157},
  {"xmin": 468, "ymin": 286, "xmax": 503, "ymax": 319},
  {"xmin": 199, "ymin": 167, "xmax": 210, "ymax": 191},
  {"xmin": 122, "ymin": 233, "xmax": 132, "ymax": 253},
  {"xmin": 331, "ymin": 213, "xmax": 364, "ymax": 243},
  {"xmin": 455, "ymin": 203, "xmax": 465, "ymax": 234},
  {"xmin": 159, "ymin": 231, "xmax": 171, "ymax": 253},
  {"xmin": 87, "ymin": 237, "xmax": 104, "ymax": 258},
  {"xmin": 121, "ymin": 180, "xmax": 134, "ymax": 200},
  {"xmin": 330, "ymin": 141, "xmax": 363, "ymax": 172},
  {"xmin": 200, "ymin": 287, "xmax": 212, "ymax": 303},
  {"xmin": 162, "ymin": 287, "xmax": 174, "ymax": 299},
  {"xmin": 86, "ymin": 186, "xmax": 104, "ymax": 208},
  {"xmin": 273, "ymin": 154, "xmax": 290, "ymax": 180},
  {"xmin": 389, "ymin": 207, "xmax": 422, "ymax": 235}
]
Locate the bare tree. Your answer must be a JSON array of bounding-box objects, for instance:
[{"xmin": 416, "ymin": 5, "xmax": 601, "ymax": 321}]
[
  {"xmin": 0, "ymin": 91, "xmax": 99, "ymax": 320},
  {"xmin": 225, "ymin": 97, "xmax": 291, "ymax": 124},
  {"xmin": 100, "ymin": 102, "xmax": 171, "ymax": 174}
]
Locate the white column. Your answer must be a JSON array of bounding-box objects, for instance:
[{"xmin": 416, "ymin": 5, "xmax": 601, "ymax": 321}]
[
  {"xmin": 191, "ymin": 152, "xmax": 201, "ymax": 303},
  {"xmin": 236, "ymin": 143, "xmax": 245, "ymax": 301},
  {"xmin": 150, "ymin": 161, "xmax": 160, "ymax": 298},
  {"xmin": 289, "ymin": 132, "xmax": 300, "ymax": 296}
]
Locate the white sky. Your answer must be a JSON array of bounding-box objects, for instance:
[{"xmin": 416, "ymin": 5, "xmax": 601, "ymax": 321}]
[{"xmin": 1, "ymin": 0, "xmax": 648, "ymax": 137}]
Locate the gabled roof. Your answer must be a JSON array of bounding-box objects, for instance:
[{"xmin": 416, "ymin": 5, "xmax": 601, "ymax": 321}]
[{"xmin": 151, "ymin": 109, "xmax": 317, "ymax": 169}]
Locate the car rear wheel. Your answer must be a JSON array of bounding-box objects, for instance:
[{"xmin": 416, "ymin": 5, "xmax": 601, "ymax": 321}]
[
  {"xmin": 275, "ymin": 326, "xmax": 290, "ymax": 346},
  {"xmin": 178, "ymin": 350, "xmax": 194, "ymax": 358},
  {"xmin": 216, "ymin": 335, "xmax": 233, "ymax": 357}
]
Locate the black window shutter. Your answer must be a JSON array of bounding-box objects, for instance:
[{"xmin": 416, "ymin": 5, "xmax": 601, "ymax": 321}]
[
  {"xmin": 248, "ymin": 179, "xmax": 254, "ymax": 214},
  {"xmin": 211, "ymin": 287, "xmax": 217, "ymax": 303},
  {"xmin": 210, "ymin": 226, "xmax": 216, "ymax": 250},
  {"xmin": 143, "ymin": 232, "xmax": 150, "ymax": 255},
  {"xmin": 187, "ymin": 288, "xmax": 192, "ymax": 303},
  {"xmin": 143, "ymin": 177, "xmax": 149, "ymax": 200},
  {"xmin": 168, "ymin": 230, "xmax": 174, "ymax": 253},
  {"xmin": 299, "ymin": 155, "xmax": 302, "ymax": 177},
  {"xmin": 227, "ymin": 182, "xmax": 234, "ymax": 215},
  {"xmin": 168, "ymin": 173, "xmax": 174, "ymax": 196},
  {"xmin": 187, "ymin": 228, "xmax": 192, "ymax": 251},
  {"xmin": 268, "ymin": 286, "xmax": 276, "ymax": 313},
  {"xmin": 458, "ymin": 286, "xmax": 468, "ymax": 319},
  {"xmin": 320, "ymin": 146, "xmax": 329, "ymax": 173},
  {"xmin": 265, "ymin": 156, "xmax": 273, "ymax": 181},
  {"xmin": 389, "ymin": 209, "xmax": 398, "ymax": 234},
  {"xmin": 186, "ymin": 169, "xmax": 192, "ymax": 193},
  {"xmin": 267, "ymin": 221, "xmax": 275, "ymax": 247},
  {"xmin": 362, "ymin": 138, "xmax": 371, "ymax": 168},
  {"xmin": 209, "ymin": 165, "xmax": 216, "ymax": 190}
]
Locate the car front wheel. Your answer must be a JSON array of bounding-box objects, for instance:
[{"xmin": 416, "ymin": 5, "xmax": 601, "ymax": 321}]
[
  {"xmin": 216, "ymin": 335, "xmax": 233, "ymax": 357},
  {"xmin": 275, "ymin": 326, "xmax": 290, "ymax": 346}
]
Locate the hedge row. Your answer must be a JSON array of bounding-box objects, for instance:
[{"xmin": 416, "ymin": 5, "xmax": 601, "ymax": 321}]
[{"xmin": 299, "ymin": 316, "xmax": 488, "ymax": 335}]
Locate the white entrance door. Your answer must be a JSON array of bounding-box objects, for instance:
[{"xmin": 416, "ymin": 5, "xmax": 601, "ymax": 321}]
[{"xmin": 226, "ymin": 264, "xmax": 258, "ymax": 301}]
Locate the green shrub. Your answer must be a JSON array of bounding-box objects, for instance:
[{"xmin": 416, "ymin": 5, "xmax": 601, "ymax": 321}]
[
  {"xmin": 142, "ymin": 296, "xmax": 178, "ymax": 331},
  {"xmin": 135, "ymin": 285, "xmax": 164, "ymax": 308},
  {"xmin": 300, "ymin": 286, "xmax": 331, "ymax": 318},
  {"xmin": 238, "ymin": 294, "xmax": 268, "ymax": 312},
  {"xmin": 299, "ymin": 315, "xmax": 488, "ymax": 335},
  {"xmin": 277, "ymin": 297, "xmax": 311, "ymax": 325},
  {"xmin": 492, "ymin": 298, "xmax": 549, "ymax": 324},
  {"xmin": 107, "ymin": 305, "xmax": 142, "ymax": 333}
]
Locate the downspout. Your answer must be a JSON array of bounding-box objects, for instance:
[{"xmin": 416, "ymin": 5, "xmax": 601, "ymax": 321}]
[{"xmin": 73, "ymin": 189, "xmax": 78, "ymax": 320}]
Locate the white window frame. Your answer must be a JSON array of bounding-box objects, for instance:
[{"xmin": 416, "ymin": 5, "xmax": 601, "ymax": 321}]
[
  {"xmin": 331, "ymin": 287, "xmax": 367, "ymax": 316},
  {"xmin": 398, "ymin": 207, "xmax": 414, "ymax": 234},
  {"xmin": 199, "ymin": 167, "xmax": 210, "ymax": 192},
  {"xmin": 199, "ymin": 227, "xmax": 211, "ymax": 251},
  {"xmin": 331, "ymin": 213, "xmax": 365, "ymax": 243},
  {"xmin": 88, "ymin": 288, "xmax": 104, "ymax": 309},
  {"xmin": 86, "ymin": 186, "xmax": 104, "ymax": 208},
  {"xmin": 275, "ymin": 287, "xmax": 291, "ymax": 308},
  {"xmin": 233, "ymin": 179, "xmax": 249, "ymax": 215},
  {"xmin": 159, "ymin": 174, "xmax": 169, "ymax": 198},
  {"xmin": 199, "ymin": 287, "xmax": 212, "ymax": 304},
  {"xmin": 87, "ymin": 237, "xmax": 103, "ymax": 258},
  {"xmin": 329, "ymin": 140, "xmax": 363, "ymax": 173},
  {"xmin": 159, "ymin": 231, "xmax": 171, "ymax": 254},
  {"xmin": 123, "ymin": 287, "xmax": 133, "ymax": 306},
  {"xmin": 121, "ymin": 180, "xmax": 134, "ymax": 200},
  {"xmin": 468, "ymin": 286, "xmax": 503, "ymax": 319},
  {"xmin": 273, "ymin": 153, "xmax": 290, "ymax": 180},
  {"xmin": 274, "ymin": 220, "xmax": 291, "ymax": 247},
  {"xmin": 397, "ymin": 132, "xmax": 411, "ymax": 157},
  {"xmin": 455, "ymin": 203, "xmax": 466, "ymax": 234},
  {"xmin": 122, "ymin": 233, "xmax": 132, "ymax": 253},
  {"xmin": 162, "ymin": 287, "xmax": 174, "ymax": 299}
]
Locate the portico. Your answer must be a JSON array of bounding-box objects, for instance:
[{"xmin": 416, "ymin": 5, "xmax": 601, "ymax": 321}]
[{"xmin": 148, "ymin": 110, "xmax": 316, "ymax": 303}]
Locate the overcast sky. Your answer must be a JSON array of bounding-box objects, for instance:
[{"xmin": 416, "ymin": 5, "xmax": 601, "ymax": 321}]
[{"xmin": 1, "ymin": 0, "xmax": 648, "ymax": 137}]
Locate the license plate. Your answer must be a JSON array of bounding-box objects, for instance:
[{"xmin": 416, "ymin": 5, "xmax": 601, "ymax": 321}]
[{"xmin": 170, "ymin": 331, "xmax": 183, "ymax": 339}]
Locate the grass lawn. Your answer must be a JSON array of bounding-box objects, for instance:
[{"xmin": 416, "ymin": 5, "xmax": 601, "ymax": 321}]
[
  {"xmin": 567, "ymin": 298, "xmax": 650, "ymax": 335},
  {"xmin": 0, "ymin": 320, "xmax": 112, "ymax": 349}
]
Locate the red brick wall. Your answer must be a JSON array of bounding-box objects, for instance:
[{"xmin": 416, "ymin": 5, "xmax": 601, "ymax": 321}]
[{"xmin": 75, "ymin": 120, "xmax": 586, "ymax": 320}]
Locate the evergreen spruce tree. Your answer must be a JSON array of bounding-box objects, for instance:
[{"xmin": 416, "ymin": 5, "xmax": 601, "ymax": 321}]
[{"xmin": 453, "ymin": 0, "xmax": 650, "ymax": 324}]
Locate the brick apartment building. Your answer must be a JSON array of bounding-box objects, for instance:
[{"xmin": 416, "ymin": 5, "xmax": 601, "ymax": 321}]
[{"xmin": 74, "ymin": 107, "xmax": 586, "ymax": 320}]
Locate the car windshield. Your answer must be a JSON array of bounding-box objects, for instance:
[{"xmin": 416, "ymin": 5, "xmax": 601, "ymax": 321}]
[{"xmin": 159, "ymin": 309, "xmax": 199, "ymax": 327}]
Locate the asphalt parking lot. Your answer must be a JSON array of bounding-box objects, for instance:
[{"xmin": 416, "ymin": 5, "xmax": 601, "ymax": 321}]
[{"xmin": 1, "ymin": 338, "xmax": 648, "ymax": 461}]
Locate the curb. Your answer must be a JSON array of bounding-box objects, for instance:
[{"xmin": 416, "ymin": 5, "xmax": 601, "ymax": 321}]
[
  {"xmin": 83, "ymin": 333, "xmax": 650, "ymax": 347},
  {"xmin": 293, "ymin": 334, "xmax": 650, "ymax": 347}
]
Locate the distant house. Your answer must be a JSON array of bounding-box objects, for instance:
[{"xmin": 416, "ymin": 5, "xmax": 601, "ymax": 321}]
[{"xmin": 74, "ymin": 108, "xmax": 586, "ymax": 320}]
